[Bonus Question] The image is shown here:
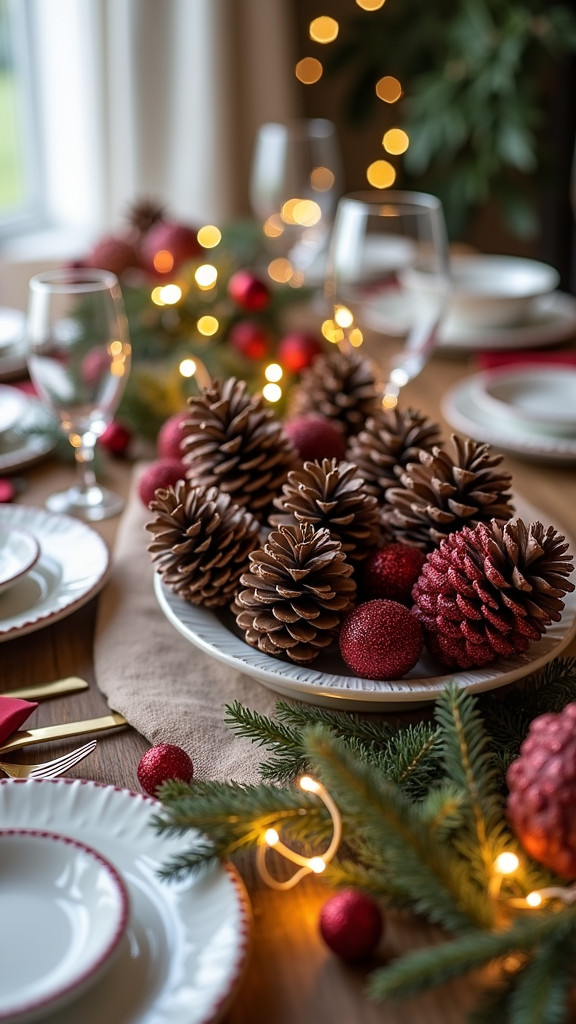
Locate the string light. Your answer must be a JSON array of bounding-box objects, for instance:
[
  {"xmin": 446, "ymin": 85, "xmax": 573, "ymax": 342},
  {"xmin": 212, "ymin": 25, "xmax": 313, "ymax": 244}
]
[
  {"xmin": 295, "ymin": 57, "xmax": 323, "ymax": 85},
  {"xmin": 197, "ymin": 315, "xmax": 219, "ymax": 336},
  {"xmin": 179, "ymin": 356, "xmax": 211, "ymax": 389},
  {"xmin": 194, "ymin": 264, "xmax": 218, "ymax": 290},
  {"xmin": 262, "ymin": 381, "xmax": 282, "ymax": 403},
  {"xmin": 264, "ymin": 362, "xmax": 283, "ymax": 383},
  {"xmin": 256, "ymin": 776, "xmax": 342, "ymax": 890},
  {"xmin": 309, "ymin": 16, "xmax": 339, "ymax": 43},
  {"xmin": 196, "ymin": 224, "xmax": 221, "ymax": 248}
]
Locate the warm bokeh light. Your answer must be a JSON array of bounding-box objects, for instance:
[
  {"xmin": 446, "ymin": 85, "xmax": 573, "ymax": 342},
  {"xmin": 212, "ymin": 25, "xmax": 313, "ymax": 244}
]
[
  {"xmin": 382, "ymin": 392, "xmax": 398, "ymax": 410},
  {"xmin": 179, "ymin": 358, "xmax": 197, "ymax": 378},
  {"xmin": 526, "ymin": 891, "xmax": 543, "ymax": 908},
  {"xmin": 265, "ymin": 363, "xmax": 283, "ymax": 382},
  {"xmin": 311, "ymin": 166, "xmax": 335, "ymax": 191},
  {"xmin": 153, "ymin": 249, "xmax": 174, "ymax": 274},
  {"xmin": 196, "ymin": 224, "xmax": 221, "ymax": 248},
  {"xmin": 293, "ymin": 199, "xmax": 321, "ymax": 226},
  {"xmin": 309, "ymin": 16, "xmax": 339, "ymax": 43},
  {"xmin": 348, "ymin": 327, "xmax": 364, "ymax": 347},
  {"xmin": 194, "ymin": 264, "xmax": 218, "ymax": 289},
  {"xmin": 299, "ymin": 776, "xmax": 320, "ymax": 793},
  {"xmin": 295, "ymin": 57, "xmax": 323, "ymax": 84},
  {"xmin": 334, "ymin": 304, "xmax": 354, "ymax": 328},
  {"xmin": 159, "ymin": 284, "xmax": 182, "ymax": 304},
  {"xmin": 494, "ymin": 852, "xmax": 520, "ymax": 875},
  {"xmin": 321, "ymin": 318, "xmax": 344, "ymax": 344},
  {"xmin": 367, "ymin": 159, "xmax": 396, "ymax": 188},
  {"xmin": 262, "ymin": 382, "xmax": 282, "ymax": 403},
  {"xmin": 151, "ymin": 286, "xmax": 165, "ymax": 306},
  {"xmin": 265, "ymin": 829, "xmax": 279, "ymax": 846},
  {"xmin": 197, "ymin": 315, "xmax": 219, "ymax": 336},
  {"xmin": 357, "ymin": 0, "xmax": 386, "ymax": 8},
  {"xmin": 383, "ymin": 127, "xmax": 409, "ymax": 154},
  {"xmin": 268, "ymin": 258, "xmax": 294, "ymax": 284},
  {"xmin": 376, "ymin": 75, "xmax": 402, "ymax": 103},
  {"xmin": 264, "ymin": 214, "xmax": 284, "ymax": 238},
  {"xmin": 308, "ymin": 857, "xmax": 326, "ymax": 874},
  {"xmin": 109, "ymin": 340, "xmax": 123, "ymax": 356},
  {"xmin": 289, "ymin": 270, "xmax": 305, "ymax": 288}
]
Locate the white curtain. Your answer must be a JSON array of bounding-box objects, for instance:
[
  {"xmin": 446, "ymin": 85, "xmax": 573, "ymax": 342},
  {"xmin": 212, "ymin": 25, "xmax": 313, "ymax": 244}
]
[{"xmin": 33, "ymin": 0, "xmax": 299, "ymax": 234}]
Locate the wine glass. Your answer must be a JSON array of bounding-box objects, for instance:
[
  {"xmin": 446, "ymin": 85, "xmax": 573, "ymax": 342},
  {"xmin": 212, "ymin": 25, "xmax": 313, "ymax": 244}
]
[
  {"xmin": 26, "ymin": 268, "xmax": 131, "ymax": 521},
  {"xmin": 325, "ymin": 190, "xmax": 451, "ymax": 406},
  {"xmin": 249, "ymin": 118, "xmax": 342, "ymax": 285}
]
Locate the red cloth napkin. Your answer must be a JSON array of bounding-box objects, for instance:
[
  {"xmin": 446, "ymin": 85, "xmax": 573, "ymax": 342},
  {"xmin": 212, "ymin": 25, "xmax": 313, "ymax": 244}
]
[
  {"xmin": 0, "ymin": 697, "xmax": 38, "ymax": 745},
  {"xmin": 475, "ymin": 350, "xmax": 576, "ymax": 372}
]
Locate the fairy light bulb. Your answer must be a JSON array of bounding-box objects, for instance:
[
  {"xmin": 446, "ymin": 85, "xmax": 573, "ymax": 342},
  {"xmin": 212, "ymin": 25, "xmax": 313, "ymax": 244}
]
[
  {"xmin": 494, "ymin": 852, "xmax": 520, "ymax": 875},
  {"xmin": 526, "ymin": 891, "xmax": 543, "ymax": 908}
]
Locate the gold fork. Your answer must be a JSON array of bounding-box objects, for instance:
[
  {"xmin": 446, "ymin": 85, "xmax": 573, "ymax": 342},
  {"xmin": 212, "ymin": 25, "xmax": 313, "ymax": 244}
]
[{"xmin": 0, "ymin": 739, "xmax": 98, "ymax": 779}]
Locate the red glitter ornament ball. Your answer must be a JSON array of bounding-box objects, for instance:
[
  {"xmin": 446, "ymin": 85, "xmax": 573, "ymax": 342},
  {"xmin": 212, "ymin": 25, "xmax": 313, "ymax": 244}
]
[
  {"xmin": 141, "ymin": 220, "xmax": 202, "ymax": 275},
  {"xmin": 361, "ymin": 542, "xmax": 426, "ymax": 605},
  {"xmin": 137, "ymin": 743, "xmax": 194, "ymax": 797},
  {"xmin": 99, "ymin": 420, "xmax": 132, "ymax": 457},
  {"xmin": 157, "ymin": 410, "xmax": 191, "ymax": 460},
  {"xmin": 227, "ymin": 270, "xmax": 270, "ymax": 312},
  {"xmin": 284, "ymin": 415, "xmax": 346, "ymax": 463},
  {"xmin": 507, "ymin": 703, "xmax": 576, "ymax": 879},
  {"xmin": 339, "ymin": 599, "xmax": 423, "ymax": 680},
  {"xmin": 277, "ymin": 331, "xmax": 323, "ymax": 373},
  {"xmin": 85, "ymin": 233, "xmax": 138, "ymax": 276},
  {"xmin": 319, "ymin": 889, "xmax": 383, "ymax": 963},
  {"xmin": 228, "ymin": 320, "xmax": 271, "ymax": 360},
  {"xmin": 138, "ymin": 458, "xmax": 186, "ymax": 507}
]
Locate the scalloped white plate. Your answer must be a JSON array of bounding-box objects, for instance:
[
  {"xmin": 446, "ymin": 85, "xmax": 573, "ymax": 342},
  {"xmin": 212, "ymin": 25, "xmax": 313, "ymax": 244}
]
[
  {"xmin": 0, "ymin": 389, "xmax": 56, "ymax": 473},
  {"xmin": 0, "ymin": 780, "xmax": 251, "ymax": 1024},
  {"xmin": 0, "ymin": 528, "xmax": 40, "ymax": 596},
  {"xmin": 0, "ymin": 828, "xmax": 129, "ymax": 1023},
  {"xmin": 153, "ymin": 498, "xmax": 576, "ymax": 710},
  {"xmin": 438, "ymin": 291, "xmax": 576, "ymax": 351},
  {"xmin": 0, "ymin": 506, "xmax": 109, "ymax": 641}
]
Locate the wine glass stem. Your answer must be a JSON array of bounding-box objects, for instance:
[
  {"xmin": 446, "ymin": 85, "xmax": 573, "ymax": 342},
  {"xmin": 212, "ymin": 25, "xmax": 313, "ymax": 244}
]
[{"xmin": 73, "ymin": 433, "xmax": 98, "ymax": 493}]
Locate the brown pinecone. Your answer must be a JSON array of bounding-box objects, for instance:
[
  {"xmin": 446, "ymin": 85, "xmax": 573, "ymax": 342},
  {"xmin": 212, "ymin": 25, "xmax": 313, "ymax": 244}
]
[
  {"xmin": 235, "ymin": 522, "xmax": 356, "ymax": 664},
  {"xmin": 286, "ymin": 348, "xmax": 381, "ymax": 438},
  {"xmin": 146, "ymin": 478, "xmax": 261, "ymax": 608},
  {"xmin": 347, "ymin": 406, "xmax": 443, "ymax": 510},
  {"xmin": 126, "ymin": 197, "xmax": 167, "ymax": 237},
  {"xmin": 412, "ymin": 518, "xmax": 575, "ymax": 669},
  {"xmin": 383, "ymin": 434, "xmax": 515, "ymax": 551},
  {"xmin": 269, "ymin": 458, "xmax": 381, "ymax": 564},
  {"xmin": 181, "ymin": 377, "xmax": 296, "ymax": 519}
]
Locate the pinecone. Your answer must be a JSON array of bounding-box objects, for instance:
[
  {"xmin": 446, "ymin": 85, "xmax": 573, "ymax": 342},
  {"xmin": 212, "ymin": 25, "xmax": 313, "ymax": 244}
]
[
  {"xmin": 347, "ymin": 406, "xmax": 442, "ymax": 511},
  {"xmin": 235, "ymin": 522, "xmax": 356, "ymax": 664},
  {"xmin": 269, "ymin": 458, "xmax": 381, "ymax": 564},
  {"xmin": 507, "ymin": 703, "xmax": 576, "ymax": 879},
  {"xmin": 145, "ymin": 478, "xmax": 261, "ymax": 608},
  {"xmin": 181, "ymin": 377, "xmax": 296, "ymax": 519},
  {"xmin": 286, "ymin": 348, "xmax": 381, "ymax": 438},
  {"xmin": 412, "ymin": 517, "xmax": 575, "ymax": 669},
  {"xmin": 126, "ymin": 197, "xmax": 167, "ymax": 237},
  {"xmin": 383, "ymin": 434, "xmax": 515, "ymax": 551}
]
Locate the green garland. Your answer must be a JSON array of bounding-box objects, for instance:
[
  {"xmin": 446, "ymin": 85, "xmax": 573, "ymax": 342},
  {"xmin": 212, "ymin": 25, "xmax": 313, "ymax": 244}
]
[{"xmin": 153, "ymin": 656, "xmax": 576, "ymax": 1022}]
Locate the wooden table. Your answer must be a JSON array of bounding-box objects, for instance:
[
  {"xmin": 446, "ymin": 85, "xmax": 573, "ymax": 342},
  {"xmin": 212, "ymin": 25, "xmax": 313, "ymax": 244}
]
[{"xmin": 3, "ymin": 345, "xmax": 576, "ymax": 1024}]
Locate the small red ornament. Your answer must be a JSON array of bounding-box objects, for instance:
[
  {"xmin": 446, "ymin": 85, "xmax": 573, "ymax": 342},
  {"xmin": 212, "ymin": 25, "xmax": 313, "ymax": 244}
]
[
  {"xmin": 85, "ymin": 233, "xmax": 138, "ymax": 276},
  {"xmin": 157, "ymin": 410, "xmax": 191, "ymax": 460},
  {"xmin": 228, "ymin": 320, "xmax": 271, "ymax": 360},
  {"xmin": 138, "ymin": 458, "xmax": 186, "ymax": 507},
  {"xmin": 361, "ymin": 542, "xmax": 426, "ymax": 605},
  {"xmin": 339, "ymin": 599, "xmax": 423, "ymax": 680},
  {"xmin": 141, "ymin": 220, "xmax": 202, "ymax": 275},
  {"xmin": 319, "ymin": 889, "xmax": 383, "ymax": 963},
  {"xmin": 137, "ymin": 743, "xmax": 194, "ymax": 796},
  {"xmin": 0, "ymin": 478, "xmax": 15, "ymax": 503},
  {"xmin": 227, "ymin": 270, "xmax": 270, "ymax": 312},
  {"xmin": 284, "ymin": 415, "xmax": 346, "ymax": 463},
  {"xmin": 99, "ymin": 420, "xmax": 132, "ymax": 457},
  {"xmin": 507, "ymin": 703, "xmax": 576, "ymax": 879},
  {"xmin": 277, "ymin": 331, "xmax": 323, "ymax": 373}
]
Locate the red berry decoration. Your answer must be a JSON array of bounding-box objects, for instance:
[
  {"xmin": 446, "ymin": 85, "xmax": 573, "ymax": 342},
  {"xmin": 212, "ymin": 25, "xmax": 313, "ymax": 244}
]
[
  {"xmin": 141, "ymin": 220, "xmax": 202, "ymax": 275},
  {"xmin": 228, "ymin": 320, "xmax": 270, "ymax": 360},
  {"xmin": 138, "ymin": 458, "xmax": 186, "ymax": 507},
  {"xmin": 157, "ymin": 410, "xmax": 191, "ymax": 460},
  {"xmin": 284, "ymin": 415, "xmax": 346, "ymax": 463},
  {"xmin": 227, "ymin": 270, "xmax": 270, "ymax": 312},
  {"xmin": 507, "ymin": 703, "xmax": 576, "ymax": 879},
  {"xmin": 99, "ymin": 420, "xmax": 132, "ymax": 457},
  {"xmin": 137, "ymin": 743, "xmax": 194, "ymax": 797},
  {"xmin": 277, "ymin": 331, "xmax": 323, "ymax": 373},
  {"xmin": 319, "ymin": 889, "xmax": 383, "ymax": 963},
  {"xmin": 361, "ymin": 542, "xmax": 426, "ymax": 604},
  {"xmin": 339, "ymin": 599, "xmax": 423, "ymax": 680}
]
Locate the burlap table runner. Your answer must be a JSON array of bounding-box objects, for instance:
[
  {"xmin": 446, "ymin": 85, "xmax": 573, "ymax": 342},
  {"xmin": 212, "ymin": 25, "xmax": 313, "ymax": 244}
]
[{"xmin": 94, "ymin": 465, "xmax": 280, "ymax": 783}]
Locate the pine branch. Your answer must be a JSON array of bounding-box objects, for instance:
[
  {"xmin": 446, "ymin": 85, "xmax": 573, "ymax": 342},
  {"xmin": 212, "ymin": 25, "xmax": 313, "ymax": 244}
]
[
  {"xmin": 506, "ymin": 926, "xmax": 576, "ymax": 1024},
  {"xmin": 366, "ymin": 906, "xmax": 576, "ymax": 1004},
  {"xmin": 224, "ymin": 701, "xmax": 307, "ymax": 782}
]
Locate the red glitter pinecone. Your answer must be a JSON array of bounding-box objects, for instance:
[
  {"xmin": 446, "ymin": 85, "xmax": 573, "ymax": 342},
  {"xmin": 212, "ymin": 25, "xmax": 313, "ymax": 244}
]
[
  {"xmin": 507, "ymin": 704, "xmax": 576, "ymax": 879},
  {"xmin": 412, "ymin": 518, "xmax": 574, "ymax": 669}
]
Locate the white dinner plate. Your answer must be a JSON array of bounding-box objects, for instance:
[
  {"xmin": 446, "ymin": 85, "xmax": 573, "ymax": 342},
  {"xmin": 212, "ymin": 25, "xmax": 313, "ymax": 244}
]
[
  {"xmin": 0, "ymin": 387, "xmax": 56, "ymax": 473},
  {"xmin": 153, "ymin": 496, "xmax": 576, "ymax": 710},
  {"xmin": 442, "ymin": 374, "xmax": 576, "ymax": 464},
  {"xmin": 471, "ymin": 366, "xmax": 576, "ymax": 436},
  {"xmin": 438, "ymin": 291, "xmax": 576, "ymax": 351},
  {"xmin": 0, "ymin": 828, "xmax": 129, "ymax": 1023},
  {"xmin": 0, "ymin": 779, "xmax": 251, "ymax": 1024},
  {"xmin": 0, "ymin": 506, "xmax": 110, "ymax": 641},
  {"xmin": 0, "ymin": 527, "xmax": 40, "ymax": 596}
]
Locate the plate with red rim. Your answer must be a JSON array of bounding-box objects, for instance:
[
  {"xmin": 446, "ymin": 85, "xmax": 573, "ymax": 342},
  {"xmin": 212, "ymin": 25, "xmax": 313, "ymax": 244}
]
[{"xmin": 153, "ymin": 496, "xmax": 576, "ymax": 710}]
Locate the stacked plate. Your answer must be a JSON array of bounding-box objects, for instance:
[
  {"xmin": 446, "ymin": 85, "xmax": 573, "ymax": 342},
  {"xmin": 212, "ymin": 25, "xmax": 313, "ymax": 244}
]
[{"xmin": 0, "ymin": 384, "xmax": 55, "ymax": 474}]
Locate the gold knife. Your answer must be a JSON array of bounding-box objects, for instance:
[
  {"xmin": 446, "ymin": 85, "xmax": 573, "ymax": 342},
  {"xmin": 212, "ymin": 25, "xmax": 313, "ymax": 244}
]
[
  {"xmin": 0, "ymin": 712, "xmax": 127, "ymax": 753},
  {"xmin": 0, "ymin": 677, "xmax": 89, "ymax": 702}
]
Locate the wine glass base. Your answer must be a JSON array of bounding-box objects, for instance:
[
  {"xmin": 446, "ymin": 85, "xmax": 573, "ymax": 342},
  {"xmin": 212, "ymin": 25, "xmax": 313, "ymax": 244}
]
[{"xmin": 45, "ymin": 484, "xmax": 124, "ymax": 522}]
